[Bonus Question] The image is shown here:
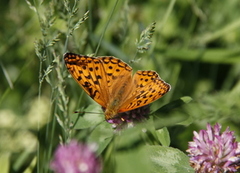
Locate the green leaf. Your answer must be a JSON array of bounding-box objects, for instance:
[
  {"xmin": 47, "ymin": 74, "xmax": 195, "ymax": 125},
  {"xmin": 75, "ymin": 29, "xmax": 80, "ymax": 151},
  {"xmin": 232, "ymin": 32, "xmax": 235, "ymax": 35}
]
[
  {"xmin": 152, "ymin": 96, "xmax": 192, "ymax": 129},
  {"xmin": 155, "ymin": 127, "xmax": 170, "ymax": 146},
  {"xmin": 144, "ymin": 145, "xmax": 194, "ymax": 173},
  {"xmin": 71, "ymin": 104, "xmax": 104, "ymax": 129},
  {"xmin": 113, "ymin": 122, "xmax": 154, "ymax": 150},
  {"xmin": 113, "ymin": 145, "xmax": 193, "ymax": 173},
  {"xmin": 160, "ymin": 48, "xmax": 240, "ymax": 64},
  {"xmin": 88, "ymin": 122, "xmax": 113, "ymax": 155},
  {"xmin": 114, "ymin": 146, "xmax": 151, "ymax": 173}
]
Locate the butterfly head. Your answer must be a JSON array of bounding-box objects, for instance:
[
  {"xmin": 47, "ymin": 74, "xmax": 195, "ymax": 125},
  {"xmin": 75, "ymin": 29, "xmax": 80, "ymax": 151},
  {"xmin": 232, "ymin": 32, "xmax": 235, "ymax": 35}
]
[{"xmin": 104, "ymin": 108, "xmax": 118, "ymax": 120}]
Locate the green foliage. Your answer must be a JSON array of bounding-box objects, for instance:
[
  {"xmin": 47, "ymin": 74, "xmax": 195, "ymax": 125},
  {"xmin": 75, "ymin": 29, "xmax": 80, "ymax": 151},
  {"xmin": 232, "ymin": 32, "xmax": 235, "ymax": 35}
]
[
  {"xmin": 1, "ymin": 0, "xmax": 240, "ymax": 172},
  {"xmin": 144, "ymin": 145, "xmax": 193, "ymax": 173}
]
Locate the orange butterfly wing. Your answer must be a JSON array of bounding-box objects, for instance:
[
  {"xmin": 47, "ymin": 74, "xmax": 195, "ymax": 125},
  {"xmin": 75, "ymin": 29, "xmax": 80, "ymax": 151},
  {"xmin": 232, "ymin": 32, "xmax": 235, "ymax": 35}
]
[
  {"xmin": 118, "ymin": 70, "xmax": 171, "ymax": 113},
  {"xmin": 64, "ymin": 52, "xmax": 171, "ymax": 120},
  {"xmin": 64, "ymin": 53, "xmax": 133, "ymax": 109}
]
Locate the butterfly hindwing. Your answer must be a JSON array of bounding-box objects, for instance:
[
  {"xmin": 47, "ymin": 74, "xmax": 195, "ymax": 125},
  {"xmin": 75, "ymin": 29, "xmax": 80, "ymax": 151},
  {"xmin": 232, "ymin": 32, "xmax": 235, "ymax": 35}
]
[{"xmin": 118, "ymin": 70, "xmax": 171, "ymax": 112}]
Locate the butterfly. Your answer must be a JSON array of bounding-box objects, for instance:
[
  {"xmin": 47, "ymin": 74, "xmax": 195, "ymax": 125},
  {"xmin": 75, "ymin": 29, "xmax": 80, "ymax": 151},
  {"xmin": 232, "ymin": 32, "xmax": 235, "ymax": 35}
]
[{"xmin": 64, "ymin": 52, "xmax": 171, "ymax": 120}]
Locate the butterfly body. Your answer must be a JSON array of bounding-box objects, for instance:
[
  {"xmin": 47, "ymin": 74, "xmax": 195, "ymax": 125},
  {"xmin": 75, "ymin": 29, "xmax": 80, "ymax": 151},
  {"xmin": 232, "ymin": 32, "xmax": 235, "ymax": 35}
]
[
  {"xmin": 104, "ymin": 76, "xmax": 132, "ymax": 119},
  {"xmin": 64, "ymin": 53, "xmax": 171, "ymax": 120}
]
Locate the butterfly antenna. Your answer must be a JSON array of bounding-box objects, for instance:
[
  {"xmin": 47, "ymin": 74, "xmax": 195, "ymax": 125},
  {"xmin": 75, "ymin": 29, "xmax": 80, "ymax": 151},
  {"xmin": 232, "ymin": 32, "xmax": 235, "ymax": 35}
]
[{"xmin": 74, "ymin": 111, "xmax": 102, "ymax": 114}]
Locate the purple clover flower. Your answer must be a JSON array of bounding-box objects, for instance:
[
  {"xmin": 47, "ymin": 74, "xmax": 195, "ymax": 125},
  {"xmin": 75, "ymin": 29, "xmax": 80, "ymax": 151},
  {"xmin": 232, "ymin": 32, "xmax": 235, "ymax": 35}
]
[
  {"xmin": 187, "ymin": 123, "xmax": 240, "ymax": 173},
  {"xmin": 106, "ymin": 105, "xmax": 150, "ymax": 130},
  {"xmin": 50, "ymin": 140, "xmax": 101, "ymax": 173}
]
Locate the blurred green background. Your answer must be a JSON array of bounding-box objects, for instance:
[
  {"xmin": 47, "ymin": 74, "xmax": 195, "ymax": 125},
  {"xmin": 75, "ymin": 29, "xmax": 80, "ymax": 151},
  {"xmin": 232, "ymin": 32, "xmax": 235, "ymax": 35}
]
[{"xmin": 1, "ymin": 0, "xmax": 240, "ymax": 172}]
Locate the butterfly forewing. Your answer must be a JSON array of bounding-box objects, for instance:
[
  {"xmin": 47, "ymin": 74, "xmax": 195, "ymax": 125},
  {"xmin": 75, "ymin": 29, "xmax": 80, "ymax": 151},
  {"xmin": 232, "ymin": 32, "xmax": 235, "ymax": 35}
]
[
  {"xmin": 118, "ymin": 70, "xmax": 171, "ymax": 113},
  {"xmin": 64, "ymin": 53, "xmax": 110, "ymax": 107},
  {"xmin": 64, "ymin": 53, "xmax": 134, "ymax": 110}
]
